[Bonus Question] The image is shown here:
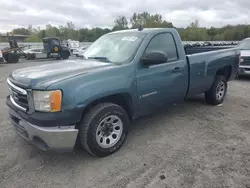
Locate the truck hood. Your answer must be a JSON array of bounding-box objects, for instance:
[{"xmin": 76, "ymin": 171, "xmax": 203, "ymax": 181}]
[
  {"xmin": 9, "ymin": 59, "xmax": 115, "ymax": 89},
  {"xmin": 240, "ymin": 50, "xmax": 250, "ymax": 57}
]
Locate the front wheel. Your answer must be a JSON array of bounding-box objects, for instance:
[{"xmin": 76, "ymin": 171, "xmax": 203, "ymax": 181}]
[
  {"xmin": 205, "ymin": 75, "xmax": 227, "ymax": 105},
  {"xmin": 79, "ymin": 103, "xmax": 130, "ymax": 157},
  {"xmin": 7, "ymin": 53, "xmax": 19, "ymax": 63}
]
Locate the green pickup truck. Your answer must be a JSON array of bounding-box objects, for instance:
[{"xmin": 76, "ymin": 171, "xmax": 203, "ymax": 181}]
[{"xmin": 6, "ymin": 28, "xmax": 240, "ymax": 157}]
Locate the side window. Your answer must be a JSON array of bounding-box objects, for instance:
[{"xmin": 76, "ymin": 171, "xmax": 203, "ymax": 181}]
[
  {"xmin": 145, "ymin": 33, "xmax": 178, "ymax": 62},
  {"xmin": 52, "ymin": 39, "xmax": 60, "ymax": 46}
]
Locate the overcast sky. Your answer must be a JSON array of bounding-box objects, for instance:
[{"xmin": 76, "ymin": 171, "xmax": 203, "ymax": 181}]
[{"xmin": 0, "ymin": 0, "xmax": 249, "ymax": 32}]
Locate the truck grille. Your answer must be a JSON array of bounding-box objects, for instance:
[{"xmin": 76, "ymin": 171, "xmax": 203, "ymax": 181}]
[
  {"xmin": 241, "ymin": 57, "xmax": 250, "ymax": 66},
  {"xmin": 7, "ymin": 79, "xmax": 29, "ymax": 111},
  {"xmin": 9, "ymin": 113, "xmax": 28, "ymax": 138}
]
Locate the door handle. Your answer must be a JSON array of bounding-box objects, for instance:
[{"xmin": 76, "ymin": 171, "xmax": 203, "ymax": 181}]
[{"xmin": 172, "ymin": 67, "xmax": 180, "ymax": 73}]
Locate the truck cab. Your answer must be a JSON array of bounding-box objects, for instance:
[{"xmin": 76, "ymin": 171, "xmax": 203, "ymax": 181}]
[
  {"xmin": 42, "ymin": 37, "xmax": 71, "ymax": 59},
  {"xmin": 6, "ymin": 28, "xmax": 240, "ymax": 157}
]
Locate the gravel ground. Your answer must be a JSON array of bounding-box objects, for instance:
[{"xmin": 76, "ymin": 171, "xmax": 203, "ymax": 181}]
[{"xmin": 0, "ymin": 60, "xmax": 250, "ymax": 188}]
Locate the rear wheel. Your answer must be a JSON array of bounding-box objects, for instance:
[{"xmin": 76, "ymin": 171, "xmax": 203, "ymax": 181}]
[
  {"xmin": 61, "ymin": 51, "xmax": 70, "ymax": 59},
  {"xmin": 205, "ymin": 75, "xmax": 227, "ymax": 105},
  {"xmin": 79, "ymin": 103, "xmax": 130, "ymax": 157}
]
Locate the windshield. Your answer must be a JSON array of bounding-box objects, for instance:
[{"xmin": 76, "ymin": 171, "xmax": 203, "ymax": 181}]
[
  {"xmin": 238, "ymin": 39, "xmax": 250, "ymax": 50},
  {"xmin": 83, "ymin": 32, "xmax": 147, "ymax": 64}
]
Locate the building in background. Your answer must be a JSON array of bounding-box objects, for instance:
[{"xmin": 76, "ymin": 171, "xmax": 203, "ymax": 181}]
[{"xmin": 0, "ymin": 34, "xmax": 29, "ymax": 42}]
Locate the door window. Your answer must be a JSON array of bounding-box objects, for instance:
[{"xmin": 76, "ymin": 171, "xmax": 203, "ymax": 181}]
[{"xmin": 144, "ymin": 33, "xmax": 178, "ymax": 62}]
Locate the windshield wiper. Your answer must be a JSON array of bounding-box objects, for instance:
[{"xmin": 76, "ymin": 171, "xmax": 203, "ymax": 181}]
[{"xmin": 87, "ymin": 56, "xmax": 112, "ymax": 63}]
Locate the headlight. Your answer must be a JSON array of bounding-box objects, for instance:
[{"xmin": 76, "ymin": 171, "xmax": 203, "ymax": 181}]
[{"xmin": 33, "ymin": 90, "xmax": 62, "ymax": 112}]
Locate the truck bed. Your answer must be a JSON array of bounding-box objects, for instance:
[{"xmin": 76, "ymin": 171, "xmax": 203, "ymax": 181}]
[
  {"xmin": 185, "ymin": 47, "xmax": 240, "ymax": 97},
  {"xmin": 185, "ymin": 45, "xmax": 236, "ymax": 55}
]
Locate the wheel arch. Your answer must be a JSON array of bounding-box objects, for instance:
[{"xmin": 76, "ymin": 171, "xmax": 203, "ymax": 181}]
[
  {"xmin": 216, "ymin": 65, "xmax": 232, "ymax": 81},
  {"xmin": 79, "ymin": 93, "xmax": 134, "ymax": 125}
]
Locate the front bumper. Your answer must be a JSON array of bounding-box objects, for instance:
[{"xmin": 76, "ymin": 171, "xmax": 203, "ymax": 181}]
[
  {"xmin": 8, "ymin": 106, "xmax": 79, "ymax": 152},
  {"xmin": 238, "ymin": 66, "xmax": 250, "ymax": 75}
]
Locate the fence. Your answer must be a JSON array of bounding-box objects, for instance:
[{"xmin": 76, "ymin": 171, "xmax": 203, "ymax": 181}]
[{"xmin": 0, "ymin": 42, "xmax": 93, "ymax": 50}]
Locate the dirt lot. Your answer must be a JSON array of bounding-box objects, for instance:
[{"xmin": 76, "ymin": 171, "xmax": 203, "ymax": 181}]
[{"xmin": 0, "ymin": 60, "xmax": 249, "ymax": 188}]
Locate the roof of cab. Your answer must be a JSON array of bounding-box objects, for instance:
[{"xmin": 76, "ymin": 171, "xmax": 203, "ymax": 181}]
[{"xmin": 109, "ymin": 27, "xmax": 176, "ymax": 34}]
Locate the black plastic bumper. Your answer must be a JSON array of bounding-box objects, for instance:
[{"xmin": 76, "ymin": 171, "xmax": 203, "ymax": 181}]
[{"xmin": 6, "ymin": 95, "xmax": 83, "ymax": 127}]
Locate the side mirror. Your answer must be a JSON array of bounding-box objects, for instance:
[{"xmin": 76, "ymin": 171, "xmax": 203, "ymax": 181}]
[{"xmin": 141, "ymin": 51, "xmax": 168, "ymax": 66}]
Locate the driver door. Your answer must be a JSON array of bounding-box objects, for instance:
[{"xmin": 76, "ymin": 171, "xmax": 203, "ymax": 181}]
[{"xmin": 136, "ymin": 32, "xmax": 188, "ymax": 116}]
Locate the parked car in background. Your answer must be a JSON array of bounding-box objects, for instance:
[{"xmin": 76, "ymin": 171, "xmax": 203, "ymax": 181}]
[
  {"xmin": 237, "ymin": 38, "xmax": 250, "ymax": 76},
  {"xmin": 69, "ymin": 46, "xmax": 89, "ymax": 57},
  {"xmin": 76, "ymin": 46, "xmax": 89, "ymax": 57},
  {"xmin": 6, "ymin": 27, "xmax": 240, "ymax": 157},
  {"xmin": 71, "ymin": 48, "xmax": 80, "ymax": 55},
  {"xmin": 23, "ymin": 48, "xmax": 45, "ymax": 59}
]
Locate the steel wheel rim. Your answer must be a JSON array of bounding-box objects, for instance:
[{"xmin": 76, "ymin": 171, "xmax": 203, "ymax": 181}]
[
  {"xmin": 216, "ymin": 81, "xmax": 225, "ymax": 100},
  {"xmin": 96, "ymin": 115, "xmax": 123, "ymax": 148}
]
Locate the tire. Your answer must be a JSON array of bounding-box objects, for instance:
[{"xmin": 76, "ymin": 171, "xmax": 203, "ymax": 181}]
[
  {"xmin": 61, "ymin": 51, "xmax": 70, "ymax": 59},
  {"xmin": 7, "ymin": 53, "xmax": 19, "ymax": 63},
  {"xmin": 205, "ymin": 75, "xmax": 227, "ymax": 105},
  {"xmin": 79, "ymin": 102, "xmax": 130, "ymax": 157}
]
